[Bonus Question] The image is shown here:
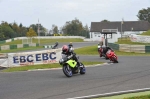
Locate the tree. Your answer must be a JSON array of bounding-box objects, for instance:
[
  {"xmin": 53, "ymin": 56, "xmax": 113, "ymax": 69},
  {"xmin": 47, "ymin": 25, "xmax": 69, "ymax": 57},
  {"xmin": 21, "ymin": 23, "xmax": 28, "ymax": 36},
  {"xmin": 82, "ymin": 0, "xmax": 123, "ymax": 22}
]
[
  {"xmin": 0, "ymin": 23, "xmax": 16, "ymax": 39},
  {"xmin": 18, "ymin": 26, "xmax": 28, "ymax": 37},
  {"xmin": 19, "ymin": 23, "xmax": 23, "ymax": 28},
  {"xmin": 62, "ymin": 18, "xmax": 90, "ymax": 37},
  {"xmin": 19, "ymin": 24, "xmax": 28, "ymax": 37},
  {"xmin": 62, "ymin": 18, "xmax": 84, "ymax": 36},
  {"xmin": 50, "ymin": 25, "xmax": 59, "ymax": 36},
  {"xmin": 26, "ymin": 28, "xmax": 37, "ymax": 37},
  {"xmin": 101, "ymin": 19, "xmax": 110, "ymax": 22},
  {"xmin": 53, "ymin": 26, "xmax": 58, "ymax": 34},
  {"xmin": 30, "ymin": 24, "xmax": 46, "ymax": 36},
  {"xmin": 137, "ymin": 7, "xmax": 150, "ymax": 23},
  {"xmin": 12, "ymin": 22, "xmax": 20, "ymax": 36},
  {"xmin": 50, "ymin": 24, "xmax": 58, "ymax": 34},
  {"xmin": 0, "ymin": 25, "xmax": 5, "ymax": 40},
  {"xmin": 83, "ymin": 24, "xmax": 90, "ymax": 38}
]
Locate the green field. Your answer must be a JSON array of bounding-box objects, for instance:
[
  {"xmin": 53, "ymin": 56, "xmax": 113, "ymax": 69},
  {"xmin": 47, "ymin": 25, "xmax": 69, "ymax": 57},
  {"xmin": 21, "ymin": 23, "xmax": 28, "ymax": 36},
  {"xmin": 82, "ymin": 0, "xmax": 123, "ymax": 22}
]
[
  {"xmin": 0, "ymin": 38, "xmax": 84, "ymax": 46},
  {"xmin": 94, "ymin": 91, "xmax": 150, "ymax": 99},
  {"xmin": 74, "ymin": 45, "xmax": 150, "ymax": 56},
  {"xmin": 0, "ymin": 46, "xmax": 43, "ymax": 53},
  {"xmin": 140, "ymin": 30, "xmax": 150, "ymax": 36},
  {"xmin": 116, "ymin": 37, "xmax": 150, "ymax": 45},
  {"xmin": 0, "ymin": 38, "xmax": 84, "ymax": 53},
  {"xmin": 1, "ymin": 37, "xmax": 150, "ymax": 55}
]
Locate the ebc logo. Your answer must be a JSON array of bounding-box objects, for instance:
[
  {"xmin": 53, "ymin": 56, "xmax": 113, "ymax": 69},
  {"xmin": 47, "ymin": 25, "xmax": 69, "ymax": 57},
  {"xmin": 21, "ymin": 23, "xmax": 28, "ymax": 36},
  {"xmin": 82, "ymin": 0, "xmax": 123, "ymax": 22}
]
[{"xmin": 13, "ymin": 52, "xmax": 56, "ymax": 63}]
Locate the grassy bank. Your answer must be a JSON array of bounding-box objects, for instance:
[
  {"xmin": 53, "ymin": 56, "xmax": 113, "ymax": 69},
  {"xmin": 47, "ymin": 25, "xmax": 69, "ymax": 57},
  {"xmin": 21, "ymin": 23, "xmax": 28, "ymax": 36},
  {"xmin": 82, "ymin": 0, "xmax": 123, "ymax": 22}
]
[
  {"xmin": 0, "ymin": 46, "xmax": 44, "ymax": 53},
  {"xmin": 0, "ymin": 38, "xmax": 84, "ymax": 46},
  {"xmin": 94, "ymin": 91, "xmax": 150, "ymax": 99},
  {"xmin": 116, "ymin": 37, "xmax": 150, "ymax": 45},
  {"xmin": 140, "ymin": 30, "xmax": 150, "ymax": 36},
  {"xmin": 74, "ymin": 45, "xmax": 150, "ymax": 56},
  {"xmin": 0, "ymin": 38, "xmax": 84, "ymax": 53},
  {"xmin": 1, "ymin": 61, "xmax": 104, "ymax": 72}
]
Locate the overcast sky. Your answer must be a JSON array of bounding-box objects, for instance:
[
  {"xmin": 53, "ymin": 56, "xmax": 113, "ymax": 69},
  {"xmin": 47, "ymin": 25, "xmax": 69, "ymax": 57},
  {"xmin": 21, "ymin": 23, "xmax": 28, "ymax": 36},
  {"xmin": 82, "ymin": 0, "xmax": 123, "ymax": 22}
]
[{"xmin": 0, "ymin": 0, "xmax": 149, "ymax": 29}]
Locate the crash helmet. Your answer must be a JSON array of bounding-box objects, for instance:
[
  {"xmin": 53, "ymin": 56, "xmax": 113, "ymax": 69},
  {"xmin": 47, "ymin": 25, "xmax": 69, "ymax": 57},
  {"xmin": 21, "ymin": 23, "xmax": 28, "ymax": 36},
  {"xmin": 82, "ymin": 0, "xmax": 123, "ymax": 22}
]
[{"xmin": 62, "ymin": 45, "xmax": 69, "ymax": 53}]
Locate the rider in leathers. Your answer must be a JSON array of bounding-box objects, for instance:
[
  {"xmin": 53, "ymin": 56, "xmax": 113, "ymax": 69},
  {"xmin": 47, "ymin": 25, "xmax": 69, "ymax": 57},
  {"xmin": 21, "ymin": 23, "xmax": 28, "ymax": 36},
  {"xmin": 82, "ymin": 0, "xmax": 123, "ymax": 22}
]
[
  {"xmin": 61, "ymin": 45, "xmax": 82, "ymax": 67},
  {"xmin": 99, "ymin": 41, "xmax": 114, "ymax": 59},
  {"xmin": 68, "ymin": 42, "xmax": 73, "ymax": 48},
  {"xmin": 103, "ymin": 46, "xmax": 114, "ymax": 59}
]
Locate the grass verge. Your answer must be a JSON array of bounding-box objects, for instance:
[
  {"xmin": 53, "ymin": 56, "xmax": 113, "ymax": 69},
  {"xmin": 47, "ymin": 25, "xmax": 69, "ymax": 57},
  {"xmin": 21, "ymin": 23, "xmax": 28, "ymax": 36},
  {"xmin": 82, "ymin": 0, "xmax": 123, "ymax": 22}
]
[
  {"xmin": 93, "ymin": 91, "xmax": 150, "ymax": 99},
  {"xmin": 0, "ymin": 38, "xmax": 84, "ymax": 46},
  {"xmin": 116, "ymin": 37, "xmax": 150, "ymax": 45},
  {"xmin": 140, "ymin": 30, "xmax": 150, "ymax": 36},
  {"xmin": 74, "ymin": 45, "xmax": 150, "ymax": 56},
  {"xmin": 1, "ymin": 61, "xmax": 104, "ymax": 72},
  {"xmin": 0, "ymin": 46, "xmax": 43, "ymax": 53},
  {"xmin": 0, "ymin": 38, "xmax": 84, "ymax": 53}
]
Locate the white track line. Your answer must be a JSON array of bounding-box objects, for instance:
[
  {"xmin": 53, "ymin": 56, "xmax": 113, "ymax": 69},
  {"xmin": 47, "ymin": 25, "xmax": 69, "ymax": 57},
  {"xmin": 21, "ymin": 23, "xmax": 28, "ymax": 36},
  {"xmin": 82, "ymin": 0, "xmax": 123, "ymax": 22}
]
[
  {"xmin": 27, "ymin": 63, "xmax": 110, "ymax": 71},
  {"xmin": 67, "ymin": 88, "xmax": 150, "ymax": 99}
]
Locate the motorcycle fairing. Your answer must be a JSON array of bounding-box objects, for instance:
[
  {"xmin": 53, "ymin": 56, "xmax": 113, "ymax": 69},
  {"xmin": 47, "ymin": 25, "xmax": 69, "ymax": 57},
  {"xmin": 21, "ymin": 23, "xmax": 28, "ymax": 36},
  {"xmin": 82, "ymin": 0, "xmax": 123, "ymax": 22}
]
[{"xmin": 66, "ymin": 59, "xmax": 77, "ymax": 68}]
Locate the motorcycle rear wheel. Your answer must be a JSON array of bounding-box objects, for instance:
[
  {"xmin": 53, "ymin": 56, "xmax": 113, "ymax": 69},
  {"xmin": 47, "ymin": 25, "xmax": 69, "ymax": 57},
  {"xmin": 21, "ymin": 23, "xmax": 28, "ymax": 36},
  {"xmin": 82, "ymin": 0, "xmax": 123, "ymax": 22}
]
[{"xmin": 79, "ymin": 62, "xmax": 86, "ymax": 74}]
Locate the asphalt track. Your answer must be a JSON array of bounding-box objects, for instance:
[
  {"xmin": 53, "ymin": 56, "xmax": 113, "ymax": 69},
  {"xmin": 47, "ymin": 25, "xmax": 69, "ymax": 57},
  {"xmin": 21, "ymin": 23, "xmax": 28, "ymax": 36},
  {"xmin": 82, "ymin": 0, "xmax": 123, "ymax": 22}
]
[{"xmin": 0, "ymin": 42, "xmax": 150, "ymax": 99}]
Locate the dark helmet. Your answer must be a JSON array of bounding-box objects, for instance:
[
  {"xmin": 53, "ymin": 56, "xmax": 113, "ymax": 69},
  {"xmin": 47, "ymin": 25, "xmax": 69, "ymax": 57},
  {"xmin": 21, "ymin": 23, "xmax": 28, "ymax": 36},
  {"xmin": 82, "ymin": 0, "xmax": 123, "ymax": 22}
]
[
  {"xmin": 69, "ymin": 42, "xmax": 72, "ymax": 45},
  {"xmin": 62, "ymin": 45, "xmax": 69, "ymax": 53}
]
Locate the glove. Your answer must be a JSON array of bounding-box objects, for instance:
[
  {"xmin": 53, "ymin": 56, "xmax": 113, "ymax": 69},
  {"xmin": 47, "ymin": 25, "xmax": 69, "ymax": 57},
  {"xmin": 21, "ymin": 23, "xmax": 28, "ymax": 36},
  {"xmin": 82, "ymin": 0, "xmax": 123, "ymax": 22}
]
[{"xmin": 67, "ymin": 54, "xmax": 73, "ymax": 59}]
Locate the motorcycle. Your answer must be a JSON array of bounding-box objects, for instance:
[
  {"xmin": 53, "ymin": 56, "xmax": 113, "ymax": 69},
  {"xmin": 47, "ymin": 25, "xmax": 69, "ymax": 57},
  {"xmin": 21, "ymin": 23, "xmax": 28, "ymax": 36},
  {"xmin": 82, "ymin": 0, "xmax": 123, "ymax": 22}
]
[
  {"xmin": 106, "ymin": 49, "xmax": 118, "ymax": 63},
  {"xmin": 59, "ymin": 55, "xmax": 86, "ymax": 77},
  {"xmin": 52, "ymin": 42, "xmax": 59, "ymax": 49}
]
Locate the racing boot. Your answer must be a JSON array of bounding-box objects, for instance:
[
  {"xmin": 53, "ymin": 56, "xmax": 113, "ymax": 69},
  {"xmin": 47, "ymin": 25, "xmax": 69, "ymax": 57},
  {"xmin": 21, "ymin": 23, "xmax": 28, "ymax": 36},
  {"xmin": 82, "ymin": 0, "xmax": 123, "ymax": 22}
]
[{"xmin": 77, "ymin": 62, "xmax": 83, "ymax": 68}]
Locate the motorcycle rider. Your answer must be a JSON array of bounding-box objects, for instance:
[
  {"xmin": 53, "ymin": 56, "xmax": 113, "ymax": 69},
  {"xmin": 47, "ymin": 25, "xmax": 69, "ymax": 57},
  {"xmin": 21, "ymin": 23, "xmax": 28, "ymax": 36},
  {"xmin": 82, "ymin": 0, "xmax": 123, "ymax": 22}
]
[
  {"xmin": 103, "ymin": 46, "xmax": 114, "ymax": 59},
  {"xmin": 98, "ymin": 41, "xmax": 105, "ymax": 57},
  {"xmin": 98, "ymin": 43, "xmax": 102, "ymax": 57},
  {"xmin": 61, "ymin": 45, "xmax": 82, "ymax": 67},
  {"xmin": 68, "ymin": 42, "xmax": 73, "ymax": 48},
  {"xmin": 52, "ymin": 41, "xmax": 59, "ymax": 49},
  {"xmin": 99, "ymin": 41, "xmax": 114, "ymax": 59}
]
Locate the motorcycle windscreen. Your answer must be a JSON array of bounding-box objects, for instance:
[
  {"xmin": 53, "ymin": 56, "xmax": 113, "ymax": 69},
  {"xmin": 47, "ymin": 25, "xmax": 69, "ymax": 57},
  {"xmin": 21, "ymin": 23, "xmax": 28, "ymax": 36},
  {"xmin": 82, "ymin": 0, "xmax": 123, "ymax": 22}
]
[{"xmin": 66, "ymin": 60, "xmax": 77, "ymax": 68}]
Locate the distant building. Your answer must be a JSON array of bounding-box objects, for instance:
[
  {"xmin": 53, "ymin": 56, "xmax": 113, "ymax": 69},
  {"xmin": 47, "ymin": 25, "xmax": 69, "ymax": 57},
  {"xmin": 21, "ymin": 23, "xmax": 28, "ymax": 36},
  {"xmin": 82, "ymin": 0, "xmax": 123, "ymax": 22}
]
[{"xmin": 90, "ymin": 21, "xmax": 150, "ymax": 42}]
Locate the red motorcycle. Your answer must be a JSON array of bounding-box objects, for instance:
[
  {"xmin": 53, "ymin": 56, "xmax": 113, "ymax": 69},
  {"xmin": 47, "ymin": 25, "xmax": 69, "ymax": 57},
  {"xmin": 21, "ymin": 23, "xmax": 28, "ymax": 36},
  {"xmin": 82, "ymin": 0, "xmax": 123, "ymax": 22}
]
[{"xmin": 106, "ymin": 49, "xmax": 118, "ymax": 63}]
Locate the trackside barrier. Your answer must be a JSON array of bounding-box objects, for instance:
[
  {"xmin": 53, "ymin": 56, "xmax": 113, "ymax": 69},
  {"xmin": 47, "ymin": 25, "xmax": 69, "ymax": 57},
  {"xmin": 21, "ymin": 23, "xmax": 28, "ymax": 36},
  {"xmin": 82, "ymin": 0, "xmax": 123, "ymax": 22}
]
[
  {"xmin": 119, "ymin": 44, "xmax": 145, "ymax": 53},
  {"xmin": 130, "ymin": 35, "xmax": 150, "ymax": 43},
  {"xmin": 119, "ymin": 44, "xmax": 130, "ymax": 52},
  {"xmin": 0, "ymin": 43, "xmax": 39, "ymax": 51},
  {"xmin": 130, "ymin": 45, "xmax": 145, "ymax": 53},
  {"xmin": 108, "ymin": 43, "xmax": 150, "ymax": 53},
  {"xmin": 43, "ymin": 45, "xmax": 54, "ymax": 49},
  {"xmin": 0, "ymin": 53, "xmax": 8, "ymax": 67},
  {"xmin": 108, "ymin": 43, "xmax": 119, "ymax": 50},
  {"xmin": 0, "ymin": 48, "xmax": 62, "ymax": 67},
  {"xmin": 145, "ymin": 46, "xmax": 150, "ymax": 53}
]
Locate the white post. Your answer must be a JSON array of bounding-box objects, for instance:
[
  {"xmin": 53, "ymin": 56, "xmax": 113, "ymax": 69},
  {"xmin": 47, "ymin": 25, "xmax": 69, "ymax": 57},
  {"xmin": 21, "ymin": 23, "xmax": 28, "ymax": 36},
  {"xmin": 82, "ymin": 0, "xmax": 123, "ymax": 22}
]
[
  {"xmin": 121, "ymin": 22, "xmax": 122, "ymax": 38},
  {"xmin": 38, "ymin": 19, "xmax": 40, "ymax": 45},
  {"xmin": 38, "ymin": 19, "xmax": 40, "ymax": 44},
  {"xmin": 121, "ymin": 18, "xmax": 124, "ymax": 39},
  {"xmin": 103, "ymin": 38, "xmax": 106, "ymax": 47}
]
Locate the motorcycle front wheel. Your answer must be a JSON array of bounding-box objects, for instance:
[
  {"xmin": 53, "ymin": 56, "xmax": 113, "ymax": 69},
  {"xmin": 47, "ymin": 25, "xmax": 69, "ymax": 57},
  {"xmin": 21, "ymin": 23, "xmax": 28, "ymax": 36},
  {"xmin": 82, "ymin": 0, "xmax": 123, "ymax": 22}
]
[
  {"xmin": 112, "ymin": 56, "xmax": 118, "ymax": 63},
  {"xmin": 63, "ymin": 65, "xmax": 73, "ymax": 77}
]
